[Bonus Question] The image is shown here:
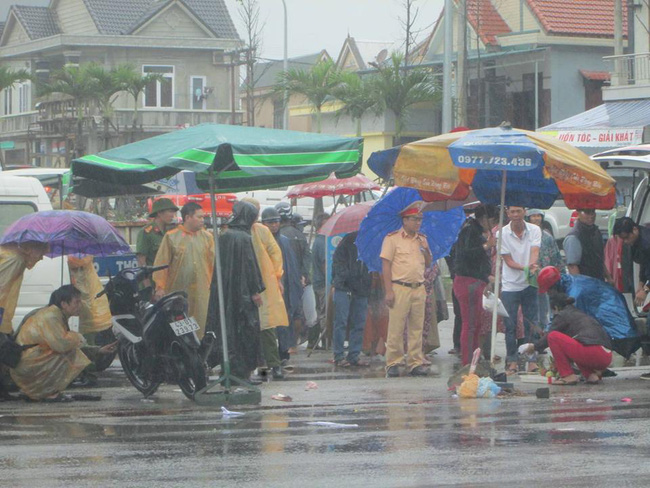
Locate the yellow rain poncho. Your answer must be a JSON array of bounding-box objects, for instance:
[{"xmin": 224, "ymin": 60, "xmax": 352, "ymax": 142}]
[
  {"xmin": 11, "ymin": 305, "xmax": 90, "ymax": 400},
  {"xmin": 251, "ymin": 223, "xmax": 288, "ymax": 330},
  {"xmin": 68, "ymin": 256, "xmax": 112, "ymax": 334},
  {"xmin": 0, "ymin": 246, "xmax": 29, "ymax": 334},
  {"xmin": 153, "ymin": 225, "xmax": 215, "ymax": 338}
]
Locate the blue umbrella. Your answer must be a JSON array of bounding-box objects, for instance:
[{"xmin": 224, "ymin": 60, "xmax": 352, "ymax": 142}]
[{"xmin": 356, "ymin": 187, "xmax": 465, "ymax": 273}]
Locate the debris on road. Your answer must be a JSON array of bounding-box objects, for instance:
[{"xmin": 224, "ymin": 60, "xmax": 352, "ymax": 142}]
[
  {"xmin": 271, "ymin": 394, "xmax": 292, "ymax": 402},
  {"xmin": 307, "ymin": 421, "xmax": 359, "ymax": 428},
  {"xmin": 305, "ymin": 381, "xmax": 318, "ymax": 390},
  {"xmin": 221, "ymin": 406, "xmax": 244, "ymax": 418}
]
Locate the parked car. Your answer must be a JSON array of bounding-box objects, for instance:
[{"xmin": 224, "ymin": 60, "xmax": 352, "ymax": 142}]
[
  {"xmin": 148, "ymin": 193, "xmax": 236, "ymax": 219},
  {"xmin": 147, "ymin": 171, "xmax": 237, "ymax": 218},
  {"xmin": 236, "ymin": 187, "xmax": 381, "ymax": 222},
  {"xmin": 0, "ymin": 167, "xmax": 70, "ymax": 207},
  {"xmin": 543, "ymin": 146, "xmax": 650, "ymax": 244}
]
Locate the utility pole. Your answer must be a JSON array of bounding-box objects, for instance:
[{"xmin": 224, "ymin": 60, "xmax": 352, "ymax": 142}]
[
  {"xmin": 281, "ymin": 0, "xmax": 289, "ymax": 130},
  {"xmin": 226, "ymin": 49, "xmax": 247, "ymax": 125},
  {"xmin": 442, "ymin": 0, "xmax": 454, "ymax": 132},
  {"xmin": 455, "ymin": 0, "xmax": 467, "ymax": 127},
  {"xmin": 614, "ymin": 0, "xmax": 624, "ymax": 85}
]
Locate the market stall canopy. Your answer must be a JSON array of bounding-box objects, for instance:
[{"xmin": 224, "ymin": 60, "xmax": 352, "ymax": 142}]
[
  {"xmin": 539, "ymin": 99, "xmax": 650, "ymax": 152},
  {"xmin": 285, "ymin": 173, "xmax": 379, "ymax": 199},
  {"xmin": 71, "ymin": 124, "xmax": 363, "ymax": 194}
]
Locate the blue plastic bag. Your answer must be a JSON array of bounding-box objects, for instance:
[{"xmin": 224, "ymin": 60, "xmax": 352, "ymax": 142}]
[{"xmin": 476, "ymin": 377, "xmax": 501, "ymax": 398}]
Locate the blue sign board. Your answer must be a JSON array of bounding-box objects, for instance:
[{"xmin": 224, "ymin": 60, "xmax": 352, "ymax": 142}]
[{"xmin": 93, "ymin": 253, "xmax": 138, "ymax": 277}]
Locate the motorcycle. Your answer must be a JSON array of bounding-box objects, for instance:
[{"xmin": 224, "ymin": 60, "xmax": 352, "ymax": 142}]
[{"xmin": 98, "ymin": 265, "xmax": 215, "ymax": 400}]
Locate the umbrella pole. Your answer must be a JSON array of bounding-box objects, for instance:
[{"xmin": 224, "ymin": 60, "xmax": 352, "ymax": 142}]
[
  {"xmin": 208, "ymin": 168, "xmax": 232, "ymax": 390},
  {"xmin": 61, "ymin": 242, "xmax": 64, "ymax": 287},
  {"xmin": 194, "ymin": 168, "xmax": 261, "ymax": 406},
  {"xmin": 490, "ymin": 170, "xmax": 507, "ymax": 368}
]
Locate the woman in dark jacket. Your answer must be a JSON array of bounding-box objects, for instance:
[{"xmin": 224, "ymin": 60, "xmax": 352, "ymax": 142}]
[
  {"xmin": 452, "ymin": 205, "xmax": 496, "ymax": 365},
  {"xmin": 523, "ymin": 292, "xmax": 612, "ymax": 385}
]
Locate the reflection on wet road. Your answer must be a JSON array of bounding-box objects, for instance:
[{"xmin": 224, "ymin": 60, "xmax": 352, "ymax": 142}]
[{"xmin": 2, "ymin": 352, "xmax": 650, "ymax": 487}]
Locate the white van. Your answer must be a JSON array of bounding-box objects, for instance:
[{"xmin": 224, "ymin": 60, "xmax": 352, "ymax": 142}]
[{"xmin": 0, "ymin": 174, "xmax": 69, "ymax": 330}]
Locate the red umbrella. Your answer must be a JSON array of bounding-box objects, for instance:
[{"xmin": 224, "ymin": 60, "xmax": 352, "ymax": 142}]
[
  {"xmin": 318, "ymin": 201, "xmax": 374, "ymax": 236},
  {"xmin": 286, "ymin": 173, "xmax": 380, "ymax": 199}
]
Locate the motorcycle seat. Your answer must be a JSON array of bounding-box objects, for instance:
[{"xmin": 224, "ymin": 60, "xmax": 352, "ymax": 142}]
[{"xmin": 150, "ymin": 291, "xmax": 188, "ymax": 315}]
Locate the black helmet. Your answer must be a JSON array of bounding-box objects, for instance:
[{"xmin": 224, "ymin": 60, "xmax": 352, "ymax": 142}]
[
  {"xmin": 274, "ymin": 202, "xmax": 292, "ymax": 220},
  {"xmin": 291, "ymin": 214, "xmax": 306, "ymax": 229},
  {"xmin": 261, "ymin": 207, "xmax": 281, "ymax": 223}
]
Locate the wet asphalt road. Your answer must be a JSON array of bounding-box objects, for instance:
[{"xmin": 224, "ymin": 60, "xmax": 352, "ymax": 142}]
[{"xmin": 2, "ymin": 320, "xmax": 650, "ymax": 488}]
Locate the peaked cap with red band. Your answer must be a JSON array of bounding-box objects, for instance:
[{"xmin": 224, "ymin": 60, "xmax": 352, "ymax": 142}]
[{"xmin": 400, "ymin": 201, "xmax": 425, "ymax": 217}]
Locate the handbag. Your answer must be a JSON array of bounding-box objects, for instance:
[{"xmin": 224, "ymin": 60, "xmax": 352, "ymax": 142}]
[{"xmin": 0, "ymin": 333, "xmax": 36, "ymax": 368}]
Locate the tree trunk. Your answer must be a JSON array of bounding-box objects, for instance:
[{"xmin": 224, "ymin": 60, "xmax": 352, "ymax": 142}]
[{"xmin": 315, "ymin": 108, "xmax": 322, "ymax": 133}]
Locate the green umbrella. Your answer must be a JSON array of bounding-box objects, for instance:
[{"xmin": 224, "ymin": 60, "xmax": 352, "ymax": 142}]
[
  {"xmin": 70, "ymin": 123, "xmax": 363, "ymax": 405},
  {"xmin": 71, "ymin": 124, "xmax": 363, "ymax": 192}
]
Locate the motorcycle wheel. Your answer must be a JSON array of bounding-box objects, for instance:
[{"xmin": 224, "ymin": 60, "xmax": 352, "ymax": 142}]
[
  {"xmin": 172, "ymin": 343, "xmax": 207, "ymax": 401},
  {"xmin": 118, "ymin": 341, "xmax": 160, "ymax": 398},
  {"xmin": 92, "ymin": 328, "xmax": 117, "ymax": 372}
]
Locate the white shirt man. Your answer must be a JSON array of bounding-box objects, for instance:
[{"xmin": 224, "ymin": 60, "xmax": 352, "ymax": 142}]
[
  {"xmin": 499, "ymin": 221, "xmax": 542, "ymax": 292},
  {"xmin": 497, "ymin": 206, "xmax": 541, "ymax": 374}
]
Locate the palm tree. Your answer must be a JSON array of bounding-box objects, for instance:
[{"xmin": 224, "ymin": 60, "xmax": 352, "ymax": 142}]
[
  {"xmin": 369, "ymin": 52, "xmax": 440, "ymax": 144},
  {"xmin": 85, "ymin": 63, "xmax": 129, "ymax": 149},
  {"xmin": 274, "ymin": 58, "xmax": 341, "ymax": 133},
  {"xmin": 112, "ymin": 65, "xmax": 164, "ymax": 141},
  {"xmin": 332, "ymin": 72, "xmax": 377, "ymax": 137},
  {"xmin": 37, "ymin": 65, "xmax": 98, "ymax": 159},
  {"xmin": 0, "ymin": 66, "xmax": 32, "ymax": 93}
]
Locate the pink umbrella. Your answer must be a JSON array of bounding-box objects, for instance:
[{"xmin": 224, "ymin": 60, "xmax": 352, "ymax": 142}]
[
  {"xmin": 318, "ymin": 201, "xmax": 375, "ymax": 236},
  {"xmin": 286, "ymin": 173, "xmax": 380, "ymax": 199}
]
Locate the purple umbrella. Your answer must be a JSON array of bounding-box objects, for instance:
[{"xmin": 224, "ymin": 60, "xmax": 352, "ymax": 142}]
[{"xmin": 0, "ymin": 210, "xmax": 130, "ymax": 257}]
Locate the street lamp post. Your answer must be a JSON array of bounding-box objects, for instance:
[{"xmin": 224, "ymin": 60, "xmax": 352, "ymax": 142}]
[{"xmin": 282, "ymin": 0, "xmax": 289, "ymax": 130}]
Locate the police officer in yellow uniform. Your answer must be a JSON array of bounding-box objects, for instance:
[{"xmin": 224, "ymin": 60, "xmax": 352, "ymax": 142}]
[
  {"xmin": 380, "ymin": 201, "xmax": 432, "ymax": 378},
  {"xmin": 136, "ymin": 198, "xmax": 178, "ymax": 267}
]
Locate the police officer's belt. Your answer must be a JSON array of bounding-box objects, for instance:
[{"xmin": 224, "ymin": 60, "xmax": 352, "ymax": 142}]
[{"xmin": 392, "ymin": 280, "xmax": 424, "ymax": 289}]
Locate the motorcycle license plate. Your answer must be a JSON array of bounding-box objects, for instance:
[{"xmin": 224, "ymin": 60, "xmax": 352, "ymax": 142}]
[{"xmin": 169, "ymin": 317, "xmax": 200, "ymax": 336}]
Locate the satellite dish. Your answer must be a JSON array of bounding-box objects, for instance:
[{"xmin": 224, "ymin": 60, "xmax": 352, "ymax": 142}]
[{"xmin": 376, "ymin": 49, "xmax": 388, "ymax": 64}]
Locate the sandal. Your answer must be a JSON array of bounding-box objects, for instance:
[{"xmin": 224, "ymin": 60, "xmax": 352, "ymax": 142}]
[
  {"xmin": 553, "ymin": 378, "xmax": 578, "ymax": 386},
  {"xmin": 42, "ymin": 393, "xmax": 74, "ymax": 403},
  {"xmin": 334, "ymin": 359, "xmax": 351, "ymax": 367},
  {"xmin": 505, "ymin": 368, "xmax": 518, "ymax": 376},
  {"xmin": 448, "ymin": 348, "xmax": 459, "ymax": 355}
]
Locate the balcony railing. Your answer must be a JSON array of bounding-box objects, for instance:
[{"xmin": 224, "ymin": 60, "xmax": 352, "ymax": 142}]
[
  {"xmin": 0, "ymin": 111, "xmax": 39, "ymax": 136},
  {"xmin": 113, "ymin": 109, "xmax": 240, "ymax": 130},
  {"xmin": 0, "ymin": 109, "xmax": 242, "ymax": 138},
  {"xmin": 604, "ymin": 52, "xmax": 650, "ymax": 87}
]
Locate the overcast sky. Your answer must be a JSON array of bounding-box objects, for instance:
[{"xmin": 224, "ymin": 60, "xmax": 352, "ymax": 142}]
[{"xmin": 1, "ymin": 0, "xmax": 445, "ymax": 60}]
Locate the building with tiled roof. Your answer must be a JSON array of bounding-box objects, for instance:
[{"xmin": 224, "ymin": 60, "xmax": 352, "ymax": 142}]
[
  {"xmin": 10, "ymin": 5, "xmax": 60, "ymax": 39},
  {"xmin": 466, "ymin": 0, "xmax": 511, "ymax": 46},
  {"xmin": 541, "ymin": 3, "xmax": 650, "ymax": 152},
  {"xmin": 526, "ymin": 0, "xmax": 627, "ymax": 39},
  {"xmin": 0, "ymin": 0, "xmax": 242, "ymax": 166},
  {"xmin": 418, "ymin": 0, "xmax": 626, "ymax": 140}
]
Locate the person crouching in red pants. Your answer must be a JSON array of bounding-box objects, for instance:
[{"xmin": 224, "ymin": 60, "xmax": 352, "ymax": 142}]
[{"xmin": 522, "ymin": 292, "xmax": 612, "ymax": 385}]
